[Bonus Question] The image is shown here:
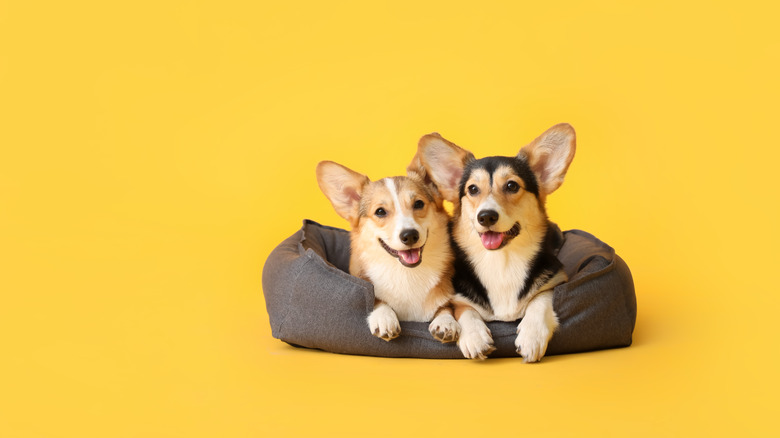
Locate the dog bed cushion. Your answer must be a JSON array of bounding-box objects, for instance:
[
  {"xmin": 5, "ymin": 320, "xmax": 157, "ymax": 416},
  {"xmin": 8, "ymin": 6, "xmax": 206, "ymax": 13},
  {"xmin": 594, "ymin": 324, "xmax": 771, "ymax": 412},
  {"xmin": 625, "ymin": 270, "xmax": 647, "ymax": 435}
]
[{"xmin": 262, "ymin": 220, "xmax": 637, "ymax": 359}]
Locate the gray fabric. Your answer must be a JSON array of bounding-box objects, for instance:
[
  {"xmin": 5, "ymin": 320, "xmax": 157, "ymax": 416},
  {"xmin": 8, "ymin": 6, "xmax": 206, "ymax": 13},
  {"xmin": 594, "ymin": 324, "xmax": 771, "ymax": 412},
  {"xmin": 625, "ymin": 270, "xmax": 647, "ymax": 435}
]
[{"xmin": 262, "ymin": 220, "xmax": 637, "ymax": 358}]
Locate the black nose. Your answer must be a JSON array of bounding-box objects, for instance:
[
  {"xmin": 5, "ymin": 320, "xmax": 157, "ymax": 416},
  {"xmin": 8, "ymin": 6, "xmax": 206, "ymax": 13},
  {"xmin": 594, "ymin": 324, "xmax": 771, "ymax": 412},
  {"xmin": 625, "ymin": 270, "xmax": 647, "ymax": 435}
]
[
  {"xmin": 399, "ymin": 229, "xmax": 420, "ymax": 246},
  {"xmin": 477, "ymin": 210, "xmax": 499, "ymax": 227}
]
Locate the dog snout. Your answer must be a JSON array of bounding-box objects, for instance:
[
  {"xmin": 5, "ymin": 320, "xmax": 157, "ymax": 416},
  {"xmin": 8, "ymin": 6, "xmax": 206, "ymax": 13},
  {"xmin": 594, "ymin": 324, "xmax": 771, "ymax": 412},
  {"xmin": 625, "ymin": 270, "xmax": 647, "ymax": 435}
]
[
  {"xmin": 477, "ymin": 209, "xmax": 499, "ymax": 227},
  {"xmin": 399, "ymin": 229, "xmax": 420, "ymax": 246}
]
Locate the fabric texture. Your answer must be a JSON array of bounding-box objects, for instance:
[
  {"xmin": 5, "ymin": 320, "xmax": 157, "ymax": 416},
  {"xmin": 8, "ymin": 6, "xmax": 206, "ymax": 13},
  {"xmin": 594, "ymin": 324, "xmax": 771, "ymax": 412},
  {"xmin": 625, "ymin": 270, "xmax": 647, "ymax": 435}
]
[{"xmin": 262, "ymin": 220, "xmax": 637, "ymax": 359}]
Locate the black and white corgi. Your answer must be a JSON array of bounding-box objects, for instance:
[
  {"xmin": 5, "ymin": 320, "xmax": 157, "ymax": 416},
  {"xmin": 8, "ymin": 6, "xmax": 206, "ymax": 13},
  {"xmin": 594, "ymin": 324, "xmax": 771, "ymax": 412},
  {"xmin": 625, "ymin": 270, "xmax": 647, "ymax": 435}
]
[
  {"xmin": 409, "ymin": 124, "xmax": 576, "ymax": 361},
  {"xmin": 316, "ymin": 161, "xmax": 460, "ymax": 344}
]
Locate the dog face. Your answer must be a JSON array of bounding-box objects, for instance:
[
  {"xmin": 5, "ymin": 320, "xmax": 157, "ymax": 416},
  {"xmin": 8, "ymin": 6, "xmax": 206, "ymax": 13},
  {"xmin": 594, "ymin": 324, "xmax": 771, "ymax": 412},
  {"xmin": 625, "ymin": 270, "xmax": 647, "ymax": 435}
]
[
  {"xmin": 459, "ymin": 157, "xmax": 544, "ymax": 250},
  {"xmin": 413, "ymin": 124, "xmax": 576, "ymax": 251},
  {"xmin": 316, "ymin": 161, "xmax": 439, "ymax": 268},
  {"xmin": 355, "ymin": 176, "xmax": 437, "ymax": 267}
]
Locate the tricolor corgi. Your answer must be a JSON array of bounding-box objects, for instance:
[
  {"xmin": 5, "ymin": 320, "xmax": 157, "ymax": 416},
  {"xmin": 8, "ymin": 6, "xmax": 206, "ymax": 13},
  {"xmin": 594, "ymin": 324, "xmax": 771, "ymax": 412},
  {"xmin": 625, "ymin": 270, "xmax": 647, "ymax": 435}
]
[
  {"xmin": 316, "ymin": 161, "xmax": 460, "ymax": 343},
  {"xmin": 409, "ymin": 123, "xmax": 576, "ymax": 361}
]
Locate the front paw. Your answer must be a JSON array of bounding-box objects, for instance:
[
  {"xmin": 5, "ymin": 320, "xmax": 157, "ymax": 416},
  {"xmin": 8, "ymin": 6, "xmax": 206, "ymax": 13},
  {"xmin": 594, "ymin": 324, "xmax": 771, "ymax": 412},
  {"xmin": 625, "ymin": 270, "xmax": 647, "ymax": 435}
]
[
  {"xmin": 457, "ymin": 318, "xmax": 495, "ymax": 360},
  {"xmin": 515, "ymin": 317, "xmax": 553, "ymax": 363},
  {"xmin": 367, "ymin": 306, "xmax": 401, "ymax": 341},
  {"xmin": 428, "ymin": 313, "xmax": 461, "ymax": 343}
]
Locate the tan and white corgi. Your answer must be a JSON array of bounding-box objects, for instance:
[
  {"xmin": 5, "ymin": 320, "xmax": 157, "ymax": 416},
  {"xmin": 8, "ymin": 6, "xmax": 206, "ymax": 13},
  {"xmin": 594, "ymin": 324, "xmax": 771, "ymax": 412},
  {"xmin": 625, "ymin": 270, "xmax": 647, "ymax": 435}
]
[
  {"xmin": 409, "ymin": 124, "xmax": 576, "ymax": 361},
  {"xmin": 316, "ymin": 161, "xmax": 460, "ymax": 343}
]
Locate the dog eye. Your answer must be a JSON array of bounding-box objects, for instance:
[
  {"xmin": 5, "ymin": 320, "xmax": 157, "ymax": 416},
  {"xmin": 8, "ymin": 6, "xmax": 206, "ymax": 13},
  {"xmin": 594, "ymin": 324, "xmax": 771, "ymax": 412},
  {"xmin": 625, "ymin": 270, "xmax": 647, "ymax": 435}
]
[
  {"xmin": 467, "ymin": 185, "xmax": 480, "ymax": 196},
  {"xmin": 505, "ymin": 181, "xmax": 520, "ymax": 193},
  {"xmin": 413, "ymin": 200, "xmax": 425, "ymax": 210},
  {"xmin": 375, "ymin": 207, "xmax": 387, "ymax": 217}
]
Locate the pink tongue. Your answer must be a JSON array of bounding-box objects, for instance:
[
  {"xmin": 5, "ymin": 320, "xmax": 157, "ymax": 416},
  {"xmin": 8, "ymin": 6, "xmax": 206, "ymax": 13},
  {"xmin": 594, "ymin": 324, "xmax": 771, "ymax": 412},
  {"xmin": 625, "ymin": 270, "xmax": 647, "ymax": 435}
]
[
  {"xmin": 398, "ymin": 248, "xmax": 421, "ymax": 265},
  {"xmin": 481, "ymin": 232, "xmax": 504, "ymax": 250}
]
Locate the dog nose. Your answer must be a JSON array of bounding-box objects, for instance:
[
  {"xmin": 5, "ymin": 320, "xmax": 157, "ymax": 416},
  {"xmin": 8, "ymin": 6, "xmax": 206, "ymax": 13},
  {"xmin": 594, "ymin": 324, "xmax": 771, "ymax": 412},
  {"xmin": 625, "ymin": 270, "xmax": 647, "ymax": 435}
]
[
  {"xmin": 399, "ymin": 229, "xmax": 420, "ymax": 246},
  {"xmin": 477, "ymin": 210, "xmax": 499, "ymax": 227}
]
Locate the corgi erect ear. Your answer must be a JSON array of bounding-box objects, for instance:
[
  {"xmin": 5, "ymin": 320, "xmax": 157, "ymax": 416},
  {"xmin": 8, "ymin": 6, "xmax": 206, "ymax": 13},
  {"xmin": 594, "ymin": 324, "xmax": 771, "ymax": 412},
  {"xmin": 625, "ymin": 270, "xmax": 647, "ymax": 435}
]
[
  {"xmin": 518, "ymin": 123, "xmax": 576, "ymax": 197},
  {"xmin": 409, "ymin": 133, "xmax": 474, "ymax": 203},
  {"xmin": 316, "ymin": 161, "xmax": 370, "ymax": 225}
]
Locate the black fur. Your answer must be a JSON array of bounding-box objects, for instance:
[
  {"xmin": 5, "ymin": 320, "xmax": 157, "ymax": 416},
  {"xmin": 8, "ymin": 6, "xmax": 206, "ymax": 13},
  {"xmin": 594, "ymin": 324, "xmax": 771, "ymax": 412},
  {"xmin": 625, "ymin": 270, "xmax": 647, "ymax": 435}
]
[
  {"xmin": 516, "ymin": 224, "xmax": 564, "ymax": 300},
  {"xmin": 450, "ymin": 222, "xmax": 563, "ymax": 308},
  {"xmin": 450, "ymin": 157, "xmax": 565, "ymax": 315},
  {"xmin": 448, "ymin": 221, "xmax": 493, "ymax": 312},
  {"xmin": 458, "ymin": 156, "xmax": 539, "ymax": 199}
]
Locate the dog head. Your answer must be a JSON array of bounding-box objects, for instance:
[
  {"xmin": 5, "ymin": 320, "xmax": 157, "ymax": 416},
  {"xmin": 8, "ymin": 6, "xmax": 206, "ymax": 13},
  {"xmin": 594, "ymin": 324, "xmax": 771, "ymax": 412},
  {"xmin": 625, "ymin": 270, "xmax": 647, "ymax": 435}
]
[
  {"xmin": 413, "ymin": 124, "xmax": 576, "ymax": 251},
  {"xmin": 316, "ymin": 161, "xmax": 444, "ymax": 267}
]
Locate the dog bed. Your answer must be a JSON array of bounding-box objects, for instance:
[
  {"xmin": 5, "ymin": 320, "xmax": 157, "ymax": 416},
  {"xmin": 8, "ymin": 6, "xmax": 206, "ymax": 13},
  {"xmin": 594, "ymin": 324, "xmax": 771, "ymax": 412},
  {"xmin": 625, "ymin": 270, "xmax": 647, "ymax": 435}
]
[{"xmin": 262, "ymin": 220, "xmax": 637, "ymax": 359}]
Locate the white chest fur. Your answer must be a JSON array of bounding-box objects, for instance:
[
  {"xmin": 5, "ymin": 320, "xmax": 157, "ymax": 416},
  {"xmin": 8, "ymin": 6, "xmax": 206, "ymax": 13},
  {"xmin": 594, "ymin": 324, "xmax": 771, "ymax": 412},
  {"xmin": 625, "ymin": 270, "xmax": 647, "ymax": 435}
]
[
  {"xmin": 462, "ymin": 228, "xmax": 544, "ymax": 322},
  {"xmin": 365, "ymin": 259, "xmax": 444, "ymax": 321}
]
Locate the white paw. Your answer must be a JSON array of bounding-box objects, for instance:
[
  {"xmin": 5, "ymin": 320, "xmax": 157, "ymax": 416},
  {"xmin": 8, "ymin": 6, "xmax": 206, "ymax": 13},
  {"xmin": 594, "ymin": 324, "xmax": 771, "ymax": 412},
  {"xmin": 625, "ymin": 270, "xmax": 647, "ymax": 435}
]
[
  {"xmin": 515, "ymin": 317, "xmax": 554, "ymax": 363},
  {"xmin": 457, "ymin": 314, "xmax": 495, "ymax": 360},
  {"xmin": 428, "ymin": 313, "xmax": 461, "ymax": 343},
  {"xmin": 367, "ymin": 305, "xmax": 401, "ymax": 341}
]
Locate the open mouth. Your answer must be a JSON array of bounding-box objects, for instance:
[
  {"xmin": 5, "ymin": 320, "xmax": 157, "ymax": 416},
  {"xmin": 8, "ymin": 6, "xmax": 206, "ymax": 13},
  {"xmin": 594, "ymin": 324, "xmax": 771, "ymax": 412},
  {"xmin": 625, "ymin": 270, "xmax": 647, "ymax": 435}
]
[
  {"xmin": 379, "ymin": 238, "xmax": 424, "ymax": 268},
  {"xmin": 479, "ymin": 222, "xmax": 521, "ymax": 250}
]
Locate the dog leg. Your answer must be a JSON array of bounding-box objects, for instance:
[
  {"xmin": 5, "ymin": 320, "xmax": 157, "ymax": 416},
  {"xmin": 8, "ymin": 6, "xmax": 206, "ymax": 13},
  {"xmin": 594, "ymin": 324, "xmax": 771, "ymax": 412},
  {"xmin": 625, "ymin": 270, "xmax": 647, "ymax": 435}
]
[
  {"xmin": 367, "ymin": 301, "xmax": 401, "ymax": 341},
  {"xmin": 455, "ymin": 305, "xmax": 495, "ymax": 359},
  {"xmin": 429, "ymin": 306, "xmax": 461, "ymax": 343},
  {"xmin": 515, "ymin": 290, "xmax": 558, "ymax": 363}
]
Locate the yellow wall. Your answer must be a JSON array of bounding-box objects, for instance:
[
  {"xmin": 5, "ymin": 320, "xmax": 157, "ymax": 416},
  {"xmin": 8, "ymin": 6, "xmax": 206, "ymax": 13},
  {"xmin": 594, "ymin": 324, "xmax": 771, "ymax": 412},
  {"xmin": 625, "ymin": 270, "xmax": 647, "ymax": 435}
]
[{"xmin": 2, "ymin": 1, "xmax": 778, "ymax": 436}]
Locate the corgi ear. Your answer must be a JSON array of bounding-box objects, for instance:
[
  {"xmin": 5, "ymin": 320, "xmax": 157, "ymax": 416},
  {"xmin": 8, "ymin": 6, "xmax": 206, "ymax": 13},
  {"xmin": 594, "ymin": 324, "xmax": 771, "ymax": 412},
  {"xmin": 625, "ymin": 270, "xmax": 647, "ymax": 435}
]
[
  {"xmin": 316, "ymin": 161, "xmax": 370, "ymax": 224},
  {"xmin": 410, "ymin": 133, "xmax": 474, "ymax": 203},
  {"xmin": 518, "ymin": 123, "xmax": 576, "ymax": 196}
]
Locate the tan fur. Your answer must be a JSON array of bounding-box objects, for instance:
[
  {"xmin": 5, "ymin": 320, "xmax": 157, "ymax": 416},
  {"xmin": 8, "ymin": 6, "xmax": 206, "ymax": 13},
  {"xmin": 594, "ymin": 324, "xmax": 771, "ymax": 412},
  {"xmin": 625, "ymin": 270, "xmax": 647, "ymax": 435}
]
[
  {"xmin": 316, "ymin": 161, "xmax": 460, "ymax": 343},
  {"xmin": 315, "ymin": 161, "xmax": 369, "ymax": 227},
  {"xmin": 458, "ymin": 166, "xmax": 548, "ymax": 236},
  {"xmin": 452, "ymin": 301, "xmax": 475, "ymax": 321},
  {"xmin": 452, "ymin": 301, "xmax": 495, "ymax": 359},
  {"xmin": 455, "ymin": 164, "xmax": 554, "ymax": 322},
  {"xmin": 423, "ymin": 264, "xmax": 454, "ymax": 305},
  {"xmin": 414, "ymin": 123, "xmax": 576, "ymax": 361},
  {"xmin": 408, "ymin": 133, "xmax": 475, "ymax": 203},
  {"xmin": 518, "ymin": 123, "xmax": 577, "ymax": 202}
]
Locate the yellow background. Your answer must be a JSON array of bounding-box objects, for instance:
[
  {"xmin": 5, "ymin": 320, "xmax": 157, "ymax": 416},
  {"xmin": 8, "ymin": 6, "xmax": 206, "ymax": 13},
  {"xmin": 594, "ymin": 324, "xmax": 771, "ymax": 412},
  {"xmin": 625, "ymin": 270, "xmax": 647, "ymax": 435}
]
[{"xmin": 2, "ymin": 1, "xmax": 779, "ymax": 436}]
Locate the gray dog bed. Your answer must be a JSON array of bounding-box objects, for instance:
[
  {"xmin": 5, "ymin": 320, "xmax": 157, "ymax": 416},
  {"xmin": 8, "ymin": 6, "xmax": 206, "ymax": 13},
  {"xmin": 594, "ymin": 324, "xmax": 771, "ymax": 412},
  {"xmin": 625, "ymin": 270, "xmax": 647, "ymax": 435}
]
[{"xmin": 262, "ymin": 220, "xmax": 637, "ymax": 359}]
